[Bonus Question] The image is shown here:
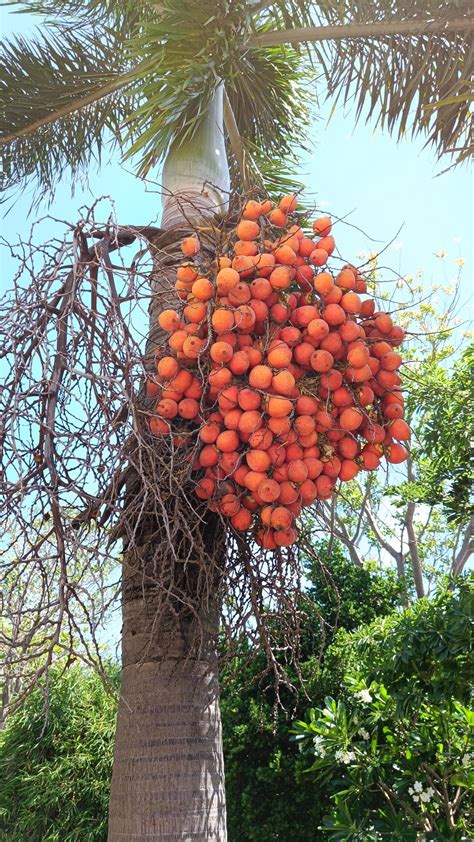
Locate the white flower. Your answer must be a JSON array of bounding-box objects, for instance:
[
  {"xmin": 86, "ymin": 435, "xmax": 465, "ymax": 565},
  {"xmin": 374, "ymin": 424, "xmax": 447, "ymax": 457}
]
[
  {"xmin": 420, "ymin": 791, "xmax": 432, "ymax": 803},
  {"xmin": 408, "ymin": 787, "xmax": 414, "ymax": 795},
  {"xmin": 462, "ymin": 753, "xmax": 472, "ymax": 767},
  {"xmin": 412, "ymin": 794, "xmax": 420, "ymax": 803},
  {"xmin": 413, "ymin": 781, "xmax": 423, "ymax": 793},
  {"xmin": 335, "ymin": 749, "xmax": 356, "ymax": 764},
  {"xmin": 354, "ymin": 689, "xmax": 373, "ymax": 704},
  {"xmin": 358, "ymin": 728, "xmax": 370, "ymax": 740},
  {"xmin": 312, "ymin": 736, "xmax": 326, "ymax": 758},
  {"xmin": 298, "ymin": 742, "xmax": 304, "ymax": 753}
]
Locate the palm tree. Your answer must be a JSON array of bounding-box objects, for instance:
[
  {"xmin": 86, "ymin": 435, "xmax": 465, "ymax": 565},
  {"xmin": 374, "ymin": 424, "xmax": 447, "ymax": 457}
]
[{"xmin": 1, "ymin": 1, "xmax": 473, "ymax": 839}]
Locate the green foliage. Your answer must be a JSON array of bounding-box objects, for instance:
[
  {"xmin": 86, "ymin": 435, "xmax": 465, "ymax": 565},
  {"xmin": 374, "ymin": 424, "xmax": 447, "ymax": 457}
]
[
  {"xmin": 407, "ymin": 343, "xmax": 474, "ymax": 523},
  {"xmin": 0, "ymin": 664, "xmax": 119, "ymax": 842},
  {"xmin": 221, "ymin": 555, "xmax": 402, "ymax": 841},
  {"xmin": 0, "ymin": 555, "xmax": 400, "ymax": 841},
  {"xmin": 293, "ymin": 577, "xmax": 474, "ymax": 840}
]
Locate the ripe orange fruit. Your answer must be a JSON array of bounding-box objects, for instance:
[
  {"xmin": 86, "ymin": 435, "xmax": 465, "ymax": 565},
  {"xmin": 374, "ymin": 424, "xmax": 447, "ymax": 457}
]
[
  {"xmin": 181, "ymin": 236, "xmax": 199, "ymax": 257},
  {"xmin": 258, "ymin": 478, "xmax": 281, "ymax": 503},
  {"xmin": 156, "ymin": 398, "xmax": 178, "ymax": 419},
  {"xmin": 149, "ymin": 416, "xmax": 169, "ymax": 436},
  {"xmin": 238, "ymin": 410, "xmax": 263, "ymax": 434},
  {"xmin": 267, "ymin": 396, "xmax": 293, "ymax": 418},
  {"xmin": 267, "ymin": 344, "xmax": 292, "ymax": 369},
  {"xmin": 309, "ymin": 248, "xmax": 328, "ymax": 267},
  {"xmin": 243, "ymin": 199, "xmax": 264, "ymax": 220},
  {"xmin": 272, "ymin": 369, "xmax": 296, "ymax": 396},
  {"xmin": 279, "ymin": 194, "xmax": 298, "ymax": 213},
  {"xmin": 347, "ymin": 344, "xmax": 370, "ymax": 368},
  {"xmin": 270, "ymin": 506, "xmax": 293, "ymax": 530},
  {"xmin": 312, "ymin": 216, "xmax": 332, "ymax": 237},
  {"xmin": 248, "ymin": 427, "xmax": 273, "ymax": 450},
  {"xmin": 216, "ymin": 267, "xmax": 240, "ymax": 292},
  {"xmin": 307, "ymin": 318, "xmax": 329, "ymax": 341},
  {"xmin": 195, "ymin": 477, "xmax": 216, "ymax": 500},
  {"xmin": 157, "ymin": 356, "xmax": 179, "ymax": 380},
  {"xmin": 234, "ymin": 240, "xmax": 259, "ymax": 256},
  {"xmin": 249, "ymin": 365, "xmax": 273, "ymax": 390},
  {"xmin": 231, "ymin": 507, "xmax": 253, "ymax": 530},
  {"xmin": 236, "ymin": 220, "xmax": 260, "ymax": 241},
  {"xmin": 269, "ymin": 266, "xmax": 292, "ymax": 290},
  {"xmin": 386, "ymin": 443, "xmax": 409, "ymax": 463},
  {"xmin": 274, "ymin": 245, "xmax": 297, "ymax": 266},
  {"xmin": 210, "ymin": 341, "xmax": 234, "ymax": 363},
  {"xmin": 339, "ymin": 459, "xmax": 359, "ymax": 481},
  {"xmin": 339, "ymin": 407, "xmax": 363, "ymax": 431},
  {"xmin": 336, "ymin": 268, "xmax": 356, "ymax": 290},
  {"xmin": 316, "ymin": 235, "xmax": 335, "ymax": 255},
  {"xmin": 192, "ymin": 277, "xmax": 214, "ymax": 301},
  {"xmin": 208, "ymin": 367, "xmax": 232, "ymax": 391},
  {"xmin": 178, "ymin": 397, "xmax": 199, "ymax": 419},
  {"xmin": 212, "ymin": 308, "xmax": 235, "ymax": 334},
  {"xmin": 323, "ymin": 303, "xmax": 346, "ymax": 326},
  {"xmin": 182, "ymin": 335, "xmax": 205, "ymax": 358},
  {"xmin": 246, "ymin": 449, "xmax": 272, "ymax": 472},
  {"xmin": 229, "ymin": 350, "xmax": 250, "ymax": 375},
  {"xmin": 388, "ymin": 419, "xmax": 410, "ymax": 441},
  {"xmin": 310, "ymin": 349, "xmax": 334, "ymax": 373},
  {"xmin": 158, "ymin": 309, "xmax": 181, "ymax": 331},
  {"xmin": 232, "ymin": 255, "xmax": 255, "ymax": 278}
]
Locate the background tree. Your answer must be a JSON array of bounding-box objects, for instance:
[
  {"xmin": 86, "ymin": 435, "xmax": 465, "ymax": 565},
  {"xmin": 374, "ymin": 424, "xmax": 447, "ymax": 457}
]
[{"xmin": 1, "ymin": 1, "xmax": 473, "ymax": 839}]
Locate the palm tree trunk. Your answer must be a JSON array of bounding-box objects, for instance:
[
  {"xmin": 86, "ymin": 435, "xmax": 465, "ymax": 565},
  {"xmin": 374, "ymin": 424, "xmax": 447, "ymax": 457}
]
[{"xmin": 108, "ymin": 86, "xmax": 230, "ymax": 841}]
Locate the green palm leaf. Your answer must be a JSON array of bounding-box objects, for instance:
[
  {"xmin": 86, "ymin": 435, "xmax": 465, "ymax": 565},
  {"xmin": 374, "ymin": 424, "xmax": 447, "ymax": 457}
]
[{"xmin": 0, "ymin": 27, "xmax": 146, "ymax": 199}]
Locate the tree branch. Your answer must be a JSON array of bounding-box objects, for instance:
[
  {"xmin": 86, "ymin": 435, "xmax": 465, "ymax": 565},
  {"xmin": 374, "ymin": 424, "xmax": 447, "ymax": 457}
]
[
  {"xmin": 250, "ymin": 17, "xmax": 474, "ymax": 49},
  {"xmin": 452, "ymin": 515, "xmax": 474, "ymax": 577},
  {"xmin": 320, "ymin": 502, "xmax": 364, "ymax": 567},
  {"xmin": 405, "ymin": 460, "xmax": 425, "ymax": 599}
]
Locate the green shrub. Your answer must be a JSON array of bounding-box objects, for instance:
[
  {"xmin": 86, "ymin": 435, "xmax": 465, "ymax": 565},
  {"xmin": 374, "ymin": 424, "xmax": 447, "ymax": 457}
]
[
  {"xmin": 0, "ymin": 664, "xmax": 118, "ymax": 842},
  {"xmin": 293, "ymin": 577, "xmax": 474, "ymax": 840}
]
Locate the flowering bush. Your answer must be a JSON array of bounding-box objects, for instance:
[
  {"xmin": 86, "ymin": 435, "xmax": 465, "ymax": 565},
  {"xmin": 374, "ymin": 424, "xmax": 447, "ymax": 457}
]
[{"xmin": 292, "ymin": 579, "xmax": 474, "ymax": 840}]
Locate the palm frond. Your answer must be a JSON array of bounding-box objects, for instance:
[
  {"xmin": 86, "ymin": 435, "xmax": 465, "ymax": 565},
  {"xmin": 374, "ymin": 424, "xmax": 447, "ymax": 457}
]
[
  {"xmin": 0, "ymin": 29, "xmax": 141, "ymax": 200},
  {"xmin": 250, "ymin": 0, "xmax": 474, "ymax": 165}
]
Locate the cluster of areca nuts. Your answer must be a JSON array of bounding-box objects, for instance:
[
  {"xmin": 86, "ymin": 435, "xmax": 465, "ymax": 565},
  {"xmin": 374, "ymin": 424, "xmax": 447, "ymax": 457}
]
[{"xmin": 147, "ymin": 194, "xmax": 410, "ymax": 549}]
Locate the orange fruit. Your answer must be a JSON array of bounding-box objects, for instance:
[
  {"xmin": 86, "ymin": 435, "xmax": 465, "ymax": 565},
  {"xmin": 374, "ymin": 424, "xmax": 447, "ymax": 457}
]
[
  {"xmin": 158, "ymin": 309, "xmax": 181, "ymax": 331},
  {"xmin": 149, "ymin": 416, "xmax": 169, "ymax": 436},
  {"xmin": 310, "ymin": 349, "xmax": 334, "ymax": 373},
  {"xmin": 287, "ymin": 459, "xmax": 308, "ymax": 484},
  {"xmin": 195, "ymin": 477, "xmax": 216, "ymax": 500},
  {"xmin": 216, "ymin": 267, "xmax": 240, "ymax": 292},
  {"xmin": 238, "ymin": 410, "xmax": 263, "ymax": 435},
  {"xmin": 312, "ymin": 216, "xmax": 332, "ymax": 237},
  {"xmin": 339, "ymin": 407, "xmax": 363, "ymax": 431},
  {"xmin": 269, "ymin": 266, "xmax": 292, "ymax": 290},
  {"xmin": 231, "ymin": 507, "xmax": 253, "ymax": 530},
  {"xmin": 267, "ymin": 344, "xmax": 292, "ymax": 369},
  {"xmin": 236, "ymin": 219, "xmax": 260, "ymax": 241},
  {"xmin": 267, "ymin": 396, "xmax": 293, "ymax": 418},
  {"xmin": 268, "ymin": 208, "xmax": 288, "ymax": 227},
  {"xmin": 243, "ymin": 199, "xmax": 264, "ymax": 220},
  {"xmin": 336, "ymin": 268, "xmax": 356, "ymax": 290},
  {"xmin": 192, "ymin": 277, "xmax": 214, "ymax": 301},
  {"xmin": 258, "ymin": 478, "xmax": 281, "ymax": 503},
  {"xmin": 212, "ymin": 308, "xmax": 235, "ymax": 334},
  {"xmin": 157, "ymin": 356, "xmax": 179, "ymax": 379},
  {"xmin": 388, "ymin": 419, "xmax": 410, "ymax": 441},
  {"xmin": 272, "ymin": 370, "xmax": 296, "ymax": 396},
  {"xmin": 181, "ymin": 236, "xmax": 199, "ymax": 257},
  {"xmin": 315, "ymin": 235, "xmax": 335, "ymax": 255},
  {"xmin": 309, "ymin": 248, "xmax": 328, "ymax": 267},
  {"xmin": 156, "ymin": 398, "xmax": 178, "ymax": 419},
  {"xmin": 279, "ymin": 194, "xmax": 298, "ymax": 213},
  {"xmin": 238, "ymin": 388, "xmax": 262, "ymax": 411},
  {"xmin": 178, "ymin": 397, "xmax": 199, "ymax": 419},
  {"xmin": 210, "ymin": 341, "xmax": 234, "ymax": 363},
  {"xmin": 323, "ymin": 303, "xmax": 346, "ymax": 326},
  {"xmin": 248, "ymin": 365, "xmax": 273, "ymax": 390},
  {"xmin": 246, "ymin": 449, "xmax": 272, "ymax": 472}
]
